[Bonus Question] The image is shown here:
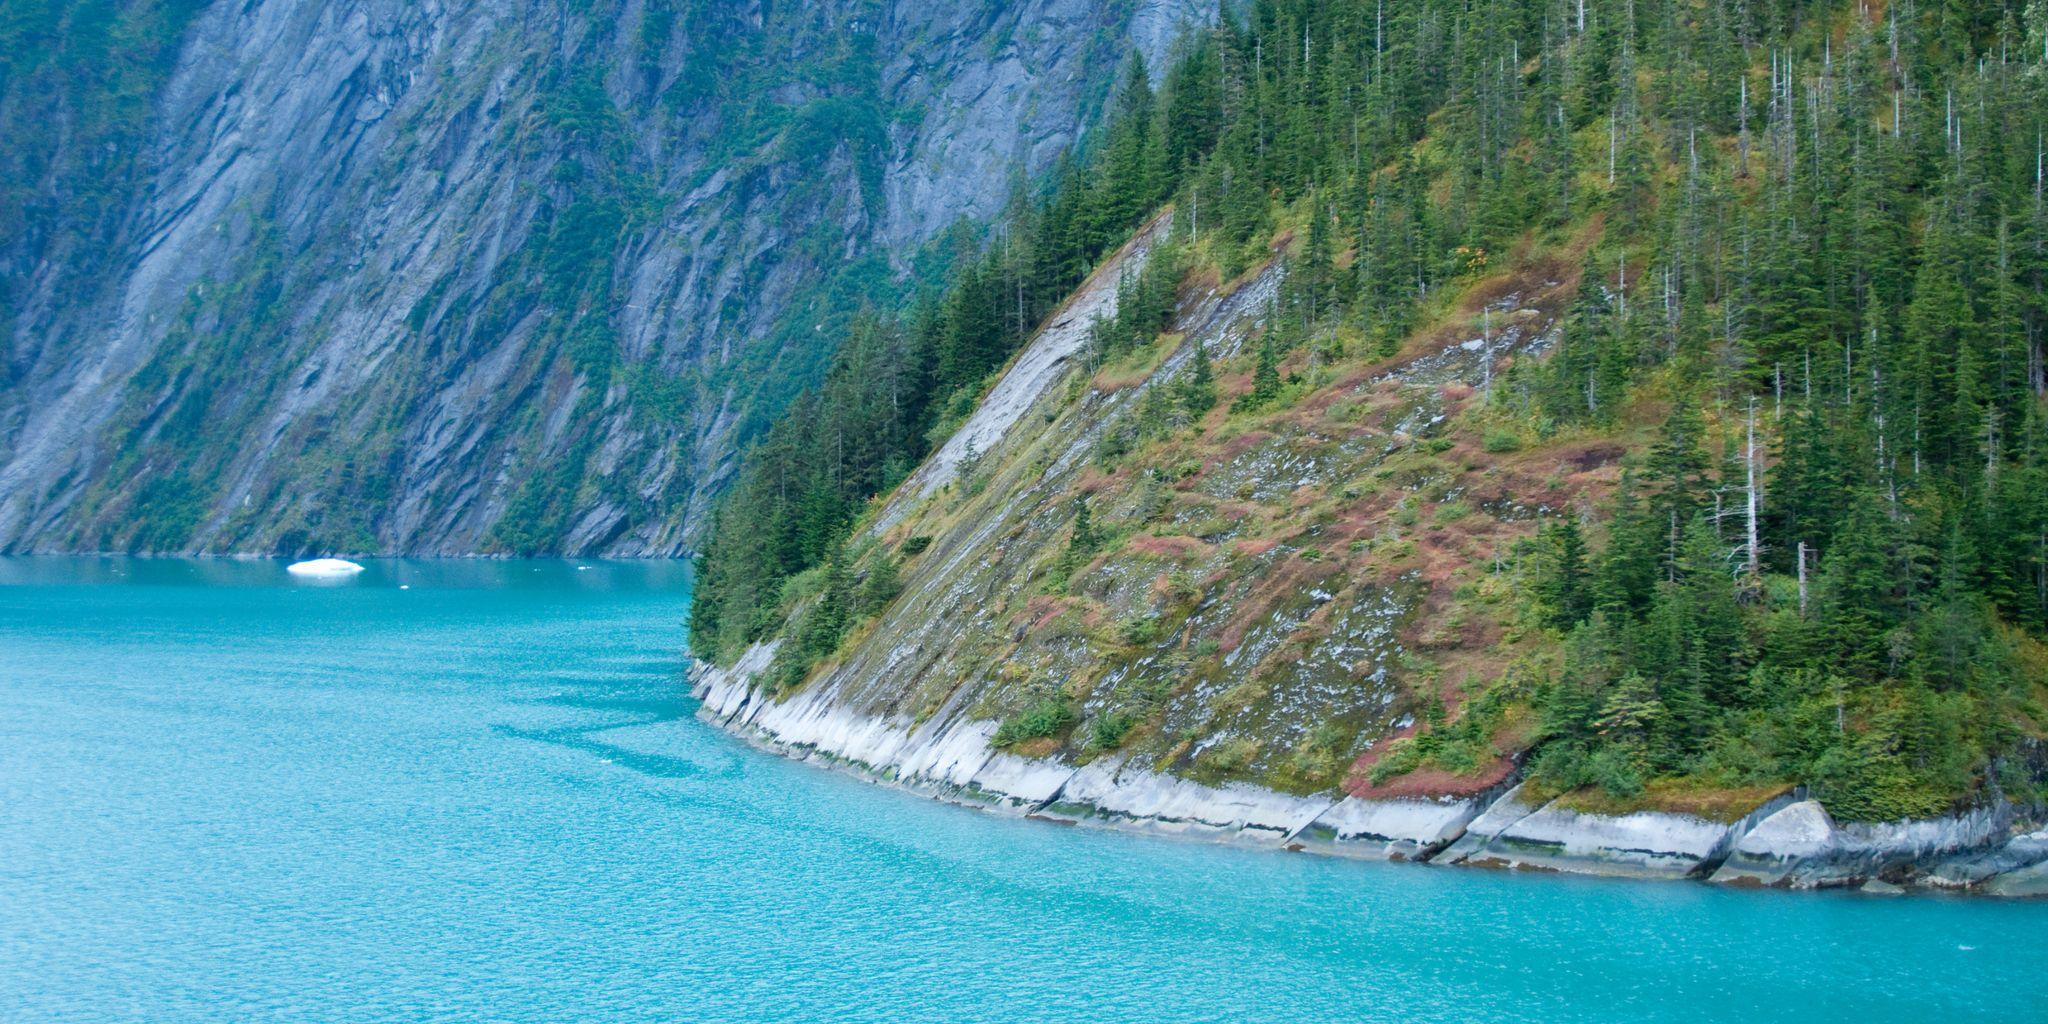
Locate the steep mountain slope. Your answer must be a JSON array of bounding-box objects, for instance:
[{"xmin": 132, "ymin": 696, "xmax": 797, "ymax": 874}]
[
  {"xmin": 691, "ymin": 0, "xmax": 2048, "ymax": 892},
  {"xmin": 0, "ymin": 0, "xmax": 1205, "ymax": 555},
  {"xmin": 699, "ymin": 216, "xmax": 1695, "ymax": 864},
  {"xmin": 698, "ymin": 209, "xmax": 2048, "ymax": 891},
  {"xmin": 697, "ymin": 213, "xmax": 1537, "ymax": 825}
]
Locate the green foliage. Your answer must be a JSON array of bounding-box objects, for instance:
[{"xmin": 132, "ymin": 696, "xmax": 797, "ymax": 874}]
[
  {"xmin": 1529, "ymin": 741, "xmax": 1645, "ymax": 800},
  {"xmin": 1178, "ymin": 337, "xmax": 1218, "ymax": 418},
  {"xmin": 488, "ymin": 434, "xmax": 594, "ymax": 556},
  {"xmin": 856, "ymin": 554, "xmax": 902, "ymax": 617},
  {"xmin": 1283, "ymin": 722, "xmax": 1356, "ymax": 786},
  {"xmin": 782, "ymin": 95, "xmax": 886, "ymax": 168},
  {"xmin": 1233, "ymin": 336, "xmax": 1283, "ymax": 413},
  {"xmin": 1368, "ymin": 682, "xmax": 1514, "ymax": 786},
  {"xmin": 1089, "ymin": 712, "xmax": 1137, "ymax": 751},
  {"xmin": 126, "ymin": 470, "xmax": 207, "ymax": 553},
  {"xmin": 1531, "ymin": 518, "xmax": 1592, "ymax": 630},
  {"xmin": 1197, "ymin": 736, "xmax": 1261, "ymax": 776},
  {"xmin": 1531, "ymin": 480, "xmax": 2044, "ymax": 818},
  {"xmin": 691, "ymin": 0, "xmax": 2048, "ymax": 823},
  {"xmin": 1116, "ymin": 613, "xmax": 1161, "ymax": 646},
  {"xmin": 1087, "ymin": 243, "xmax": 1184, "ymax": 366},
  {"xmin": 1051, "ymin": 495, "xmax": 1102, "ymax": 590},
  {"xmin": 993, "ymin": 698, "xmax": 1078, "ymax": 747}
]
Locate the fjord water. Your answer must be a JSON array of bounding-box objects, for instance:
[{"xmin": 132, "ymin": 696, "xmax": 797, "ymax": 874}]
[{"xmin": 2, "ymin": 560, "xmax": 2041, "ymax": 1023}]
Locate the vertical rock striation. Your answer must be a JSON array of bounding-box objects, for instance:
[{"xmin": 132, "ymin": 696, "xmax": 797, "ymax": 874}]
[{"xmin": 0, "ymin": 0, "xmax": 1209, "ymax": 555}]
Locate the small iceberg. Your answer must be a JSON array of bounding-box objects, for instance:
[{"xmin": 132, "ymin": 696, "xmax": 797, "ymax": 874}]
[{"xmin": 286, "ymin": 558, "xmax": 366, "ymax": 577}]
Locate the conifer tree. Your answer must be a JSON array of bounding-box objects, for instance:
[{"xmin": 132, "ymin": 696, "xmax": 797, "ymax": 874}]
[
  {"xmin": 857, "ymin": 554, "xmax": 902, "ymax": 618},
  {"xmin": 685, "ymin": 0, "xmax": 2048, "ymax": 818},
  {"xmin": 1180, "ymin": 337, "xmax": 1218, "ymax": 418},
  {"xmin": 1237, "ymin": 335, "xmax": 1283, "ymax": 411}
]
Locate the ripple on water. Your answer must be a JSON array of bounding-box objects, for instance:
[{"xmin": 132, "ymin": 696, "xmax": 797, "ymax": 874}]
[{"xmin": 0, "ymin": 557, "xmax": 2043, "ymax": 1024}]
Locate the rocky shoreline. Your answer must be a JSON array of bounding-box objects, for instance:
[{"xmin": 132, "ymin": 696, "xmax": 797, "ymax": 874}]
[{"xmin": 693, "ymin": 649, "xmax": 2048, "ymax": 897}]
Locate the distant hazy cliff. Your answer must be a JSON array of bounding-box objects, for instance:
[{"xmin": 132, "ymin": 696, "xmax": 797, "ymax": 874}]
[{"xmin": 0, "ymin": 0, "xmax": 1204, "ymax": 555}]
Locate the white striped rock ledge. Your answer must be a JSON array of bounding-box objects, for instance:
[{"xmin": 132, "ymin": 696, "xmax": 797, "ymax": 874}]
[{"xmin": 691, "ymin": 654, "xmax": 2048, "ymax": 896}]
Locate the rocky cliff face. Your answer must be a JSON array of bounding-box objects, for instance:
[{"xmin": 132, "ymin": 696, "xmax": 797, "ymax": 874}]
[{"xmin": 0, "ymin": 0, "xmax": 1205, "ymax": 555}]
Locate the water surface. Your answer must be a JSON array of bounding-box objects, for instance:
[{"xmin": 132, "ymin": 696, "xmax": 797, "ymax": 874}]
[{"xmin": 2, "ymin": 557, "xmax": 2042, "ymax": 1022}]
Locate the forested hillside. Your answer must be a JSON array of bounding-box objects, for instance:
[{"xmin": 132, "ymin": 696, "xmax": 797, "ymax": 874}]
[{"xmin": 693, "ymin": 0, "xmax": 2048, "ymax": 824}]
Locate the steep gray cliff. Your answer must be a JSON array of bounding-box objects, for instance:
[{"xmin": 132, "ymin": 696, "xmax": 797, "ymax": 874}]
[{"xmin": 0, "ymin": 0, "xmax": 1206, "ymax": 555}]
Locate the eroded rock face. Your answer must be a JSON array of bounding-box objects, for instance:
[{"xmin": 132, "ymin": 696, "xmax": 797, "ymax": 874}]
[
  {"xmin": 1709, "ymin": 801, "xmax": 1841, "ymax": 887},
  {"xmin": 701, "ymin": 634, "xmax": 2048, "ymax": 892},
  {"xmin": 1290, "ymin": 794, "xmax": 1488, "ymax": 861},
  {"xmin": 1980, "ymin": 832, "xmax": 2048, "ymax": 897},
  {"xmin": 1447, "ymin": 803, "xmax": 1738, "ymax": 880},
  {"xmin": 0, "ymin": 0, "xmax": 1208, "ymax": 555},
  {"xmin": 1711, "ymin": 800, "xmax": 2031, "ymax": 890}
]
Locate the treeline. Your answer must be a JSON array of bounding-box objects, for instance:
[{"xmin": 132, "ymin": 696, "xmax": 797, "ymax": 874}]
[
  {"xmin": 692, "ymin": 0, "xmax": 2048, "ymax": 816},
  {"xmin": 1398, "ymin": 0, "xmax": 2047, "ymax": 817},
  {"xmin": 688, "ymin": 0, "xmax": 1498, "ymax": 661},
  {"xmin": 687, "ymin": 57, "xmax": 1198, "ymax": 661},
  {"xmin": 1472, "ymin": 0, "xmax": 2048, "ymax": 819}
]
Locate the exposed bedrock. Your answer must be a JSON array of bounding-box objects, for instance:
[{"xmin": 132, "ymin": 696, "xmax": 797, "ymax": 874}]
[
  {"xmin": 1, "ymin": 0, "xmax": 1210, "ymax": 555},
  {"xmin": 1710, "ymin": 800, "xmax": 2043, "ymax": 892},
  {"xmin": 699, "ymin": 658, "xmax": 2048, "ymax": 896},
  {"xmin": 1440, "ymin": 787, "xmax": 1803, "ymax": 880}
]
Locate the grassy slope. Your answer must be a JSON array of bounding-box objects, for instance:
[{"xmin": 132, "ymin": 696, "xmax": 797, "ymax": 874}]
[
  {"xmin": 805, "ymin": 187, "xmax": 2042, "ymax": 816},
  {"xmin": 787, "ymin": 205, "xmax": 1607, "ymax": 799},
  {"xmin": 753, "ymin": 1, "xmax": 2048, "ymax": 817}
]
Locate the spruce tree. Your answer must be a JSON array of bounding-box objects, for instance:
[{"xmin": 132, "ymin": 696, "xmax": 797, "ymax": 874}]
[
  {"xmin": 1537, "ymin": 518, "xmax": 1592, "ymax": 629},
  {"xmin": 684, "ymin": 0, "xmax": 2048, "ymax": 820},
  {"xmin": 1236, "ymin": 335, "xmax": 1283, "ymax": 412},
  {"xmin": 1180, "ymin": 337, "xmax": 1218, "ymax": 418}
]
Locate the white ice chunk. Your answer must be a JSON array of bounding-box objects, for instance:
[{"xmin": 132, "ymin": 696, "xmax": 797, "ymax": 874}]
[{"xmin": 285, "ymin": 558, "xmax": 365, "ymax": 576}]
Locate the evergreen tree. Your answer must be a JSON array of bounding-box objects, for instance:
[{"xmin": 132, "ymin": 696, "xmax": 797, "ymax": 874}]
[
  {"xmin": 1535, "ymin": 517, "xmax": 1593, "ymax": 629},
  {"xmin": 688, "ymin": 0, "xmax": 2048, "ymax": 819},
  {"xmin": 1180, "ymin": 337, "xmax": 1218, "ymax": 418},
  {"xmin": 1236, "ymin": 335, "xmax": 1283, "ymax": 411},
  {"xmin": 857, "ymin": 554, "xmax": 902, "ymax": 618}
]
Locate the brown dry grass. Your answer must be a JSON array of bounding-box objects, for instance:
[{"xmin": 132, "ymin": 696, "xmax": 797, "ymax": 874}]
[
  {"xmin": 1558, "ymin": 780, "xmax": 1799, "ymax": 824},
  {"xmin": 1127, "ymin": 534, "xmax": 1212, "ymax": 560},
  {"xmin": 1349, "ymin": 756, "xmax": 1519, "ymax": 800},
  {"xmin": 1092, "ymin": 333, "xmax": 1182, "ymax": 391},
  {"xmin": 1010, "ymin": 736, "xmax": 1062, "ymax": 759}
]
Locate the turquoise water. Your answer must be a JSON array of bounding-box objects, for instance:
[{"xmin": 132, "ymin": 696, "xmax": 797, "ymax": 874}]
[{"xmin": 1, "ymin": 558, "xmax": 2042, "ymax": 1023}]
